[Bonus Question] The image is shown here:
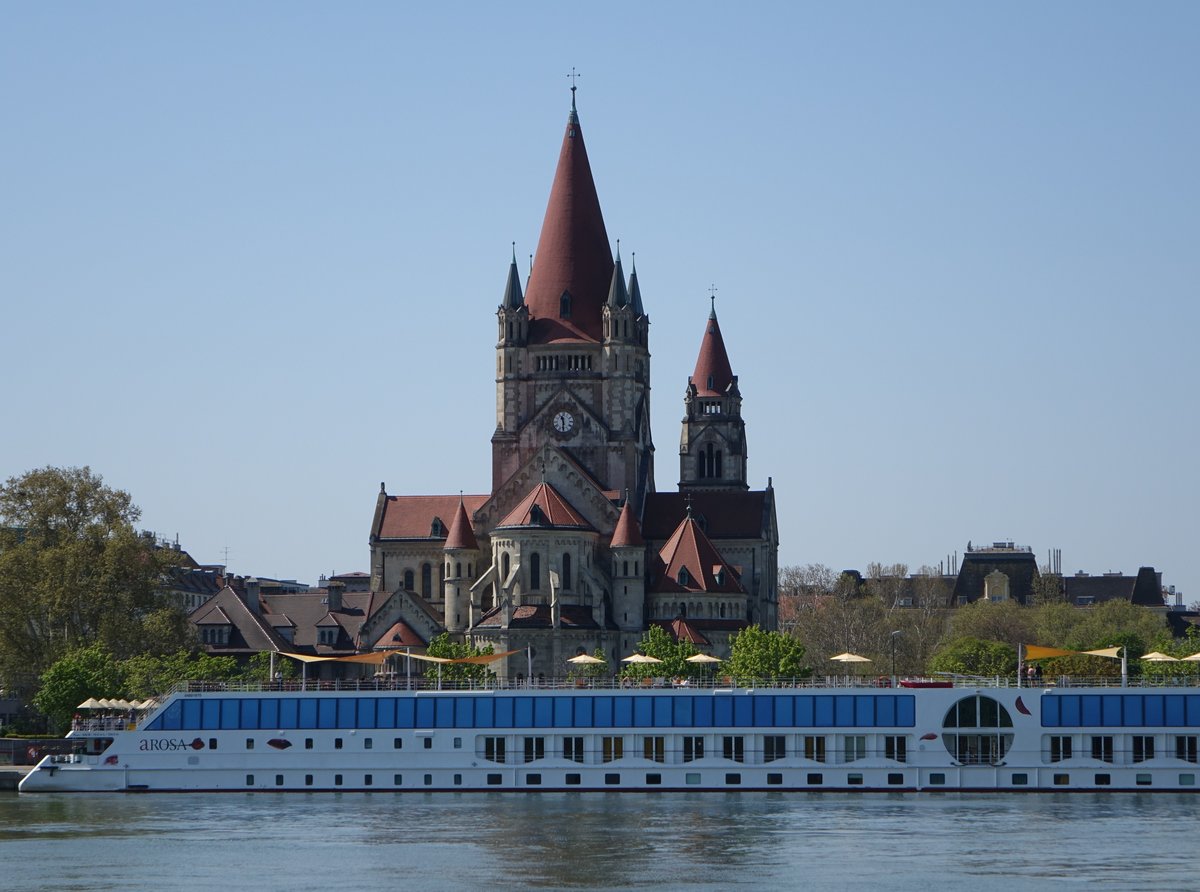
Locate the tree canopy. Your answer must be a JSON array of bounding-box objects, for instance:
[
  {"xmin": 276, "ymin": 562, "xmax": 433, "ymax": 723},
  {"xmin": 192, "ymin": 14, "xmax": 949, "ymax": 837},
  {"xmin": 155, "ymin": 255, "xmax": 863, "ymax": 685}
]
[
  {"xmin": 427, "ymin": 633, "xmax": 495, "ymax": 682},
  {"xmin": 0, "ymin": 466, "xmax": 189, "ymax": 695},
  {"xmin": 619, "ymin": 625, "xmax": 700, "ymax": 679},
  {"xmin": 724, "ymin": 626, "xmax": 810, "ymax": 682}
]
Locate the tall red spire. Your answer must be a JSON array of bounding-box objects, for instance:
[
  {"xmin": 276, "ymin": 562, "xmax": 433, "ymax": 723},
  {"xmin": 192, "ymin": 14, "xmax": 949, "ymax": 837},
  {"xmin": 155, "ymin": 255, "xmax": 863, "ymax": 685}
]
[
  {"xmin": 690, "ymin": 303, "xmax": 735, "ymax": 397},
  {"xmin": 523, "ymin": 94, "xmax": 613, "ymax": 344}
]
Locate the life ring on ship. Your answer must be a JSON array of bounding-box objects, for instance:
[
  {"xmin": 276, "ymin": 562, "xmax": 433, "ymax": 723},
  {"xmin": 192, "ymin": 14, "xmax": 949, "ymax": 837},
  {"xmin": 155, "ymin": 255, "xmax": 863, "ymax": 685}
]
[{"xmin": 26, "ymin": 746, "xmax": 40, "ymax": 762}]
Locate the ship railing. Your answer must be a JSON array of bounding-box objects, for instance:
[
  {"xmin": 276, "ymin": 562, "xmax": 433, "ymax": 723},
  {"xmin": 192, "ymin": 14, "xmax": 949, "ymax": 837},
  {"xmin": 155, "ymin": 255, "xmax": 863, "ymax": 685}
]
[{"xmin": 153, "ymin": 674, "xmax": 1200, "ymax": 696}]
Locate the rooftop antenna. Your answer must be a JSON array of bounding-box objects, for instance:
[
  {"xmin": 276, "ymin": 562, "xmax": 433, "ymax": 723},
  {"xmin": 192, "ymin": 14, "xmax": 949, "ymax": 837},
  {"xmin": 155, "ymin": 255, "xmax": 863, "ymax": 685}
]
[{"xmin": 221, "ymin": 545, "xmax": 230, "ymax": 569}]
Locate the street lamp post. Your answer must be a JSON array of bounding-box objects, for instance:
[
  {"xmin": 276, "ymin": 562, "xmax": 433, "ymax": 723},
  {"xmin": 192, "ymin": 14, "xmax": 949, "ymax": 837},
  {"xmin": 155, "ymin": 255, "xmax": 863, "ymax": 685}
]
[{"xmin": 890, "ymin": 630, "xmax": 902, "ymax": 688}]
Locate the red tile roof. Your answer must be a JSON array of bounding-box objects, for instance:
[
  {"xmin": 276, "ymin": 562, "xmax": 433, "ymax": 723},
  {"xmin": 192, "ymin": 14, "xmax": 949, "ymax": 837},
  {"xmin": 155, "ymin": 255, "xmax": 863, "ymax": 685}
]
[
  {"xmin": 641, "ymin": 491, "xmax": 769, "ymax": 540},
  {"xmin": 653, "ymin": 513, "xmax": 745, "ymax": 595},
  {"xmin": 610, "ymin": 499, "xmax": 645, "ymax": 548},
  {"xmin": 691, "ymin": 308, "xmax": 734, "ymax": 397},
  {"xmin": 653, "ymin": 617, "xmax": 711, "ymax": 645},
  {"xmin": 444, "ymin": 498, "xmax": 479, "ymax": 550},
  {"xmin": 496, "ymin": 482, "xmax": 593, "ymax": 530},
  {"xmin": 523, "ymin": 103, "xmax": 613, "ymax": 344},
  {"xmin": 374, "ymin": 620, "xmax": 427, "ymax": 648},
  {"xmin": 376, "ymin": 494, "xmax": 488, "ymax": 539}
]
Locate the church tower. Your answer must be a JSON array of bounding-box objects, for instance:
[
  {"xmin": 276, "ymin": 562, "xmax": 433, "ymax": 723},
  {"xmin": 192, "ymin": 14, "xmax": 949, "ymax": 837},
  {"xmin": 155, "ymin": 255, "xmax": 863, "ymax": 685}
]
[
  {"xmin": 679, "ymin": 302, "xmax": 748, "ymax": 491},
  {"xmin": 491, "ymin": 90, "xmax": 654, "ymax": 505}
]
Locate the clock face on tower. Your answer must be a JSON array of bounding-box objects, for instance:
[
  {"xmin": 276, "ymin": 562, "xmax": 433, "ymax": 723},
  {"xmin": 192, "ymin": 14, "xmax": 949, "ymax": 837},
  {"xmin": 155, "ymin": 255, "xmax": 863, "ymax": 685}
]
[{"xmin": 552, "ymin": 411, "xmax": 574, "ymax": 434}]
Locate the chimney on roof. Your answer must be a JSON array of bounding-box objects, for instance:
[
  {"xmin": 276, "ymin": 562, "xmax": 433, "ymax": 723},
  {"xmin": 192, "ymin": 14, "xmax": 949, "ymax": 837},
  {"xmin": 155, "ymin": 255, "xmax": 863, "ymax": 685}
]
[
  {"xmin": 328, "ymin": 580, "xmax": 345, "ymax": 612},
  {"xmin": 245, "ymin": 577, "xmax": 262, "ymax": 616}
]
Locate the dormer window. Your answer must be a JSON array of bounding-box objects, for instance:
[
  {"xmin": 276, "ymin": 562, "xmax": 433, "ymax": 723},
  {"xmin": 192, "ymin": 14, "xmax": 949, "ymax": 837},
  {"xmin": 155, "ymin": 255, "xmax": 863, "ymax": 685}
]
[
  {"xmin": 677, "ymin": 567, "xmax": 691, "ymax": 587},
  {"xmin": 431, "ymin": 517, "xmax": 446, "ymax": 537},
  {"xmin": 707, "ymin": 375, "xmax": 714, "ymax": 390},
  {"xmin": 319, "ymin": 628, "xmax": 337, "ymax": 646},
  {"xmin": 560, "ymin": 292, "xmax": 572, "ymax": 318},
  {"xmin": 715, "ymin": 569, "xmax": 725, "ymax": 586}
]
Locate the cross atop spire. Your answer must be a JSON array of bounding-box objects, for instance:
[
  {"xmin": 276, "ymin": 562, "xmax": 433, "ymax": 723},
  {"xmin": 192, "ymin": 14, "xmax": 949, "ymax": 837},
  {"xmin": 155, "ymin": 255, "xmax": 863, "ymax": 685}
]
[{"xmin": 567, "ymin": 67, "xmax": 581, "ymax": 118}]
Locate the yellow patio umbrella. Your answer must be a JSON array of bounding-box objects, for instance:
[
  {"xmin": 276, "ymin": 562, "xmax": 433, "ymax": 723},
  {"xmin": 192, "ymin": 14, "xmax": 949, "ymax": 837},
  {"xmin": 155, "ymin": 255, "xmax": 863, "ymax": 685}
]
[
  {"xmin": 567, "ymin": 654, "xmax": 606, "ymax": 665},
  {"xmin": 829, "ymin": 652, "xmax": 872, "ymax": 663},
  {"xmin": 685, "ymin": 653, "xmax": 723, "ymax": 664},
  {"xmin": 1141, "ymin": 652, "xmax": 1180, "ymax": 662},
  {"xmin": 1182, "ymin": 653, "xmax": 1200, "ymax": 662},
  {"xmin": 621, "ymin": 653, "xmax": 664, "ymax": 664}
]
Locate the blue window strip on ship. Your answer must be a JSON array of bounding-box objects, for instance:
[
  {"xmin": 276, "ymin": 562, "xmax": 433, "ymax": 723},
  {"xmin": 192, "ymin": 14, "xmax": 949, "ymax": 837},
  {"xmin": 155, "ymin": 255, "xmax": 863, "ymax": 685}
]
[
  {"xmin": 145, "ymin": 693, "xmax": 918, "ymax": 733},
  {"xmin": 1041, "ymin": 694, "xmax": 1200, "ymax": 728}
]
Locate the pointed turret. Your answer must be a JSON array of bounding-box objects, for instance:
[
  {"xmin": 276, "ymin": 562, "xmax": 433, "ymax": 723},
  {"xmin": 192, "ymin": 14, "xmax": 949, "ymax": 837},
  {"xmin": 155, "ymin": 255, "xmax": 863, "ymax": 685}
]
[
  {"xmin": 606, "ymin": 251, "xmax": 629, "ymax": 309},
  {"xmin": 523, "ymin": 94, "xmax": 613, "ymax": 344},
  {"xmin": 444, "ymin": 498, "xmax": 479, "ymax": 550},
  {"xmin": 691, "ymin": 302, "xmax": 735, "ymax": 397},
  {"xmin": 628, "ymin": 255, "xmax": 645, "ymax": 316},
  {"xmin": 611, "ymin": 498, "xmax": 645, "ymax": 548},
  {"xmin": 502, "ymin": 246, "xmax": 524, "ymax": 310}
]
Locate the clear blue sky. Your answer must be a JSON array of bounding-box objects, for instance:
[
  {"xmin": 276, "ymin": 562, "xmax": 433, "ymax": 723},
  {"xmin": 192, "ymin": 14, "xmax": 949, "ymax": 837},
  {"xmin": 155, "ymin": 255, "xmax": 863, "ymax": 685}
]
[{"xmin": 3, "ymin": 3, "xmax": 1197, "ymax": 603}]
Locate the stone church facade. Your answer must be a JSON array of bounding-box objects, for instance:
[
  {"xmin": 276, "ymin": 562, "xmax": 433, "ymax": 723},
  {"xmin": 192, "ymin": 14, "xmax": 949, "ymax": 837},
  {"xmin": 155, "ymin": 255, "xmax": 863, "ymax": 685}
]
[{"xmin": 366, "ymin": 92, "xmax": 778, "ymax": 680}]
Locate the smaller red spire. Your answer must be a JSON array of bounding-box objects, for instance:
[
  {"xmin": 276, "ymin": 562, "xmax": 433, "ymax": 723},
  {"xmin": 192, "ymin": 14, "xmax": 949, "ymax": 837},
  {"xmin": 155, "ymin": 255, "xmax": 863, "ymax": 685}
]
[
  {"xmin": 444, "ymin": 498, "xmax": 478, "ymax": 550},
  {"xmin": 690, "ymin": 302, "xmax": 735, "ymax": 397},
  {"xmin": 611, "ymin": 498, "xmax": 644, "ymax": 548}
]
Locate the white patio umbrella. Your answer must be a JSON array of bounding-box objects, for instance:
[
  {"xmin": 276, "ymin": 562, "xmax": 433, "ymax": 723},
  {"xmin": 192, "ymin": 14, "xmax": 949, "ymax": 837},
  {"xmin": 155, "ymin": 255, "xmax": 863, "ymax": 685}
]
[
  {"xmin": 620, "ymin": 654, "xmax": 664, "ymax": 664},
  {"xmin": 77, "ymin": 698, "xmax": 103, "ymax": 710},
  {"xmin": 829, "ymin": 652, "xmax": 872, "ymax": 663},
  {"xmin": 685, "ymin": 653, "xmax": 723, "ymax": 664},
  {"xmin": 1183, "ymin": 653, "xmax": 1200, "ymax": 662},
  {"xmin": 1141, "ymin": 652, "xmax": 1180, "ymax": 662}
]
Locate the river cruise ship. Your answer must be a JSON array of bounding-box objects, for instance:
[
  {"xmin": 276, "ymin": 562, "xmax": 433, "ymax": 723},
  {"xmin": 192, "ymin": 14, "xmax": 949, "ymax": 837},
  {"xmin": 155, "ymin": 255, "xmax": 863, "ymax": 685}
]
[{"xmin": 20, "ymin": 675, "xmax": 1200, "ymax": 793}]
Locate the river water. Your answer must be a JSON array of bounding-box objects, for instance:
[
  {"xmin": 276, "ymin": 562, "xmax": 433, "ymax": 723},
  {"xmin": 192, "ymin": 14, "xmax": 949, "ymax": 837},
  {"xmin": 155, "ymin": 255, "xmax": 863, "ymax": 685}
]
[{"xmin": 0, "ymin": 790, "xmax": 1193, "ymax": 890}]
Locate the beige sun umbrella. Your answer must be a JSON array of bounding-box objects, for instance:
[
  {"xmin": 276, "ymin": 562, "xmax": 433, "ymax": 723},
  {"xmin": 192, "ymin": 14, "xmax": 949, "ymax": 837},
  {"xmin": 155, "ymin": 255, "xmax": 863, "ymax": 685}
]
[
  {"xmin": 567, "ymin": 654, "xmax": 606, "ymax": 665},
  {"xmin": 77, "ymin": 698, "xmax": 103, "ymax": 710},
  {"xmin": 1141, "ymin": 652, "xmax": 1180, "ymax": 662},
  {"xmin": 621, "ymin": 654, "xmax": 664, "ymax": 664},
  {"xmin": 829, "ymin": 652, "xmax": 872, "ymax": 663},
  {"xmin": 1182, "ymin": 653, "xmax": 1200, "ymax": 662},
  {"xmin": 685, "ymin": 653, "xmax": 723, "ymax": 664}
]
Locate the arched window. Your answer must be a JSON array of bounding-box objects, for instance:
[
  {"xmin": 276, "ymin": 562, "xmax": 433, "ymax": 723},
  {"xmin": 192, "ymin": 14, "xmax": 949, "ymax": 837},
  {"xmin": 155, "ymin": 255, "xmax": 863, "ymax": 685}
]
[
  {"xmin": 531, "ymin": 552, "xmax": 541, "ymax": 590},
  {"xmin": 421, "ymin": 563, "xmax": 432, "ymax": 597},
  {"xmin": 679, "ymin": 602, "xmax": 687, "ymax": 617},
  {"xmin": 678, "ymin": 567, "xmax": 690, "ymax": 587},
  {"xmin": 720, "ymin": 602, "xmax": 726, "ymax": 618},
  {"xmin": 715, "ymin": 449, "xmax": 723, "ymax": 478},
  {"xmin": 562, "ymin": 553, "xmax": 572, "ymax": 589},
  {"xmin": 502, "ymin": 552, "xmax": 510, "ymax": 581},
  {"xmin": 403, "ymin": 569, "xmax": 414, "ymax": 591},
  {"xmin": 623, "ymin": 560, "xmax": 629, "ymax": 577},
  {"xmin": 560, "ymin": 292, "xmax": 571, "ymax": 318},
  {"xmin": 455, "ymin": 562, "xmax": 462, "ymax": 578}
]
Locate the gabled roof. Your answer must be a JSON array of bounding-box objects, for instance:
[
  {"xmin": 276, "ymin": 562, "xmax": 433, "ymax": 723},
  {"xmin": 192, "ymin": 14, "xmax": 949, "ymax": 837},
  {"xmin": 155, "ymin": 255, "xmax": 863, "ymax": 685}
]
[
  {"xmin": 496, "ymin": 482, "xmax": 593, "ymax": 530},
  {"xmin": 691, "ymin": 306, "xmax": 735, "ymax": 397},
  {"xmin": 610, "ymin": 499, "xmax": 644, "ymax": 548},
  {"xmin": 523, "ymin": 98, "xmax": 613, "ymax": 344},
  {"xmin": 444, "ymin": 498, "xmax": 479, "ymax": 550},
  {"xmin": 642, "ymin": 491, "xmax": 769, "ymax": 540},
  {"xmin": 376, "ymin": 494, "xmax": 488, "ymax": 540},
  {"xmin": 652, "ymin": 513, "xmax": 745, "ymax": 595}
]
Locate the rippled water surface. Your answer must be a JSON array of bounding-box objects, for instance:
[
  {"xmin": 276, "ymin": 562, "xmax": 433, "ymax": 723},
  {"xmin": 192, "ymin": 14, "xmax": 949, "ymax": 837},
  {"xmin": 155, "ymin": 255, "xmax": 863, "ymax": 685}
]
[{"xmin": 1, "ymin": 791, "xmax": 1194, "ymax": 890}]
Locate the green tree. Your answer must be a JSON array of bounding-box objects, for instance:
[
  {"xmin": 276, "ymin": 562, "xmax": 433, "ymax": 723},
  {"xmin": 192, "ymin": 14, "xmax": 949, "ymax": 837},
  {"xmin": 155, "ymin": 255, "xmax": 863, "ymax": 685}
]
[
  {"xmin": 724, "ymin": 625, "xmax": 810, "ymax": 683},
  {"xmin": 32, "ymin": 643, "xmax": 125, "ymax": 733},
  {"xmin": 946, "ymin": 600, "xmax": 1034, "ymax": 649},
  {"xmin": 0, "ymin": 466, "xmax": 183, "ymax": 694},
  {"xmin": 426, "ymin": 633, "xmax": 495, "ymax": 683},
  {"xmin": 619, "ymin": 625, "xmax": 699, "ymax": 680},
  {"xmin": 119, "ymin": 650, "xmax": 240, "ymax": 700},
  {"xmin": 929, "ymin": 637, "xmax": 1017, "ymax": 677}
]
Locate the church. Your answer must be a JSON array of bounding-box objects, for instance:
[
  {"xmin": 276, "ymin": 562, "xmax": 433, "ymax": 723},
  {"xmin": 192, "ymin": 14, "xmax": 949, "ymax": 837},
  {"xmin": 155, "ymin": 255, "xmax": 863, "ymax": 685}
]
[{"xmin": 364, "ymin": 91, "xmax": 779, "ymax": 679}]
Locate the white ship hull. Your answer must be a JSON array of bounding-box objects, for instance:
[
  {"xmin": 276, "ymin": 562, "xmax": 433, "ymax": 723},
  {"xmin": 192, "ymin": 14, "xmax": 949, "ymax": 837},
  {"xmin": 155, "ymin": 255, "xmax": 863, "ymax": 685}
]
[{"xmin": 22, "ymin": 681, "xmax": 1200, "ymax": 793}]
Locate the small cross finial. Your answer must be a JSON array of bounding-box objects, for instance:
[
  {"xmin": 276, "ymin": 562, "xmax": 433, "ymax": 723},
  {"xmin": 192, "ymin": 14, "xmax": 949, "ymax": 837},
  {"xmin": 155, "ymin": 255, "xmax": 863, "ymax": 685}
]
[
  {"xmin": 511, "ymin": 241, "xmax": 516, "ymax": 263},
  {"xmin": 567, "ymin": 67, "xmax": 580, "ymax": 112},
  {"xmin": 684, "ymin": 494, "xmax": 694, "ymax": 518}
]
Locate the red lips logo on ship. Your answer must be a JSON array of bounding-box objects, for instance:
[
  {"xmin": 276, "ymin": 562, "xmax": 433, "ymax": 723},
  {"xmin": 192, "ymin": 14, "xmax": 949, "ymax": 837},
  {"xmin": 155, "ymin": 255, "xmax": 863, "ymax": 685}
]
[{"xmin": 190, "ymin": 738, "xmax": 205, "ymax": 750}]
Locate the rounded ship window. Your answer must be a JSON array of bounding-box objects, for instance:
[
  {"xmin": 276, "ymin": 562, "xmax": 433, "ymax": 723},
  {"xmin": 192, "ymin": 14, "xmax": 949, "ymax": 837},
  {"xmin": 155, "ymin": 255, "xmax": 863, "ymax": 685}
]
[{"xmin": 942, "ymin": 694, "xmax": 1014, "ymax": 766}]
